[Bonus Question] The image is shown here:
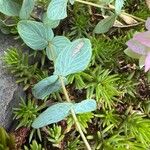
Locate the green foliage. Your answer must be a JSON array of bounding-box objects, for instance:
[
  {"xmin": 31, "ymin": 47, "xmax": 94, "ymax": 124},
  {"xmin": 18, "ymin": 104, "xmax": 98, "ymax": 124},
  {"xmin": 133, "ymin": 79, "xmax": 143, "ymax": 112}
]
[
  {"xmin": 123, "ymin": 113, "xmax": 150, "ymax": 147},
  {"xmin": 95, "ymin": 110, "xmax": 120, "ymax": 128},
  {"xmin": 32, "ymin": 100, "xmax": 96, "ymax": 128},
  {"xmin": 54, "ymin": 38, "xmax": 92, "ymax": 76},
  {"xmin": 94, "ymin": 14, "xmax": 117, "ymax": 34},
  {"xmin": 0, "ymin": 127, "xmax": 16, "ymax": 150},
  {"xmin": 24, "ymin": 140, "xmax": 45, "ymax": 150},
  {"xmin": 47, "ymin": 124, "xmax": 65, "ymax": 148},
  {"xmin": 13, "ymin": 98, "xmax": 42, "ymax": 129},
  {"xmin": 86, "ymin": 67, "xmax": 120, "ymax": 109},
  {"xmin": 2, "ymin": 47, "xmax": 48, "ymax": 90},
  {"xmin": 67, "ymin": 112, "xmax": 94, "ymax": 133}
]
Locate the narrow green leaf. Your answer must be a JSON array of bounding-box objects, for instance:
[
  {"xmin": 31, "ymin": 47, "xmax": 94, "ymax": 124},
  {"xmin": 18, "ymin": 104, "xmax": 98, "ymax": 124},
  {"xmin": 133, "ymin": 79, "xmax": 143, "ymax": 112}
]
[
  {"xmin": 17, "ymin": 20, "xmax": 54, "ymax": 50},
  {"xmin": 73, "ymin": 99, "xmax": 96, "ymax": 114},
  {"xmin": 124, "ymin": 48, "xmax": 141, "ymax": 59},
  {"xmin": 54, "ymin": 38, "xmax": 92, "ymax": 76},
  {"xmin": 94, "ymin": 14, "xmax": 116, "ymax": 34},
  {"xmin": 32, "ymin": 103, "xmax": 73, "ymax": 128},
  {"xmin": 42, "ymin": 13, "xmax": 60, "ymax": 28},
  {"xmin": 47, "ymin": 0, "xmax": 68, "ymax": 20},
  {"xmin": 0, "ymin": 0, "xmax": 21, "ymax": 16},
  {"xmin": 32, "ymin": 75, "xmax": 63, "ymax": 100},
  {"xmin": 115, "ymin": 0, "xmax": 125, "ymax": 14},
  {"xmin": 19, "ymin": 0, "xmax": 35, "ymax": 20}
]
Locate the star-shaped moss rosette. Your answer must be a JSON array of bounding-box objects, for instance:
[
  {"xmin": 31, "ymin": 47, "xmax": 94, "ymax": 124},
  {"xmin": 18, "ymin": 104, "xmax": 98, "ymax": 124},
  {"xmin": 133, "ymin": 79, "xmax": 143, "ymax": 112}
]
[{"xmin": 125, "ymin": 18, "xmax": 150, "ymax": 72}]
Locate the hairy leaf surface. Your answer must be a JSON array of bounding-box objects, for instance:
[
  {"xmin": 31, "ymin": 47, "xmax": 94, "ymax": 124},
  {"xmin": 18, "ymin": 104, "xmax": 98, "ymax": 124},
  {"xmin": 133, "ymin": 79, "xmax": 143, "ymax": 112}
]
[
  {"xmin": 47, "ymin": 0, "xmax": 68, "ymax": 20},
  {"xmin": 0, "ymin": 0, "xmax": 21, "ymax": 16},
  {"xmin": 18, "ymin": 20, "xmax": 54, "ymax": 50},
  {"xmin": 32, "ymin": 103, "xmax": 73, "ymax": 128},
  {"xmin": 32, "ymin": 75, "xmax": 63, "ymax": 100},
  {"xmin": 19, "ymin": 0, "xmax": 35, "ymax": 19},
  {"xmin": 54, "ymin": 38, "xmax": 92, "ymax": 76},
  {"xmin": 73, "ymin": 99, "xmax": 96, "ymax": 114}
]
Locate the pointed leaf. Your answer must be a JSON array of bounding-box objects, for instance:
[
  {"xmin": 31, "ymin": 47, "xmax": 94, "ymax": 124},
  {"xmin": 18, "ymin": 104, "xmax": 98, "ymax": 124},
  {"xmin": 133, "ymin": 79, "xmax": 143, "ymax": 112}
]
[
  {"xmin": 19, "ymin": 0, "xmax": 35, "ymax": 20},
  {"xmin": 115, "ymin": 0, "xmax": 125, "ymax": 14},
  {"xmin": 47, "ymin": 0, "xmax": 68, "ymax": 20},
  {"xmin": 73, "ymin": 99, "xmax": 96, "ymax": 114},
  {"xmin": 32, "ymin": 103, "xmax": 73, "ymax": 128},
  {"xmin": 94, "ymin": 14, "xmax": 116, "ymax": 34},
  {"xmin": 0, "ymin": 0, "xmax": 21, "ymax": 16},
  {"xmin": 124, "ymin": 48, "xmax": 141, "ymax": 59},
  {"xmin": 32, "ymin": 75, "xmax": 63, "ymax": 100},
  {"xmin": 54, "ymin": 38, "xmax": 92, "ymax": 76},
  {"xmin": 17, "ymin": 20, "xmax": 54, "ymax": 50}
]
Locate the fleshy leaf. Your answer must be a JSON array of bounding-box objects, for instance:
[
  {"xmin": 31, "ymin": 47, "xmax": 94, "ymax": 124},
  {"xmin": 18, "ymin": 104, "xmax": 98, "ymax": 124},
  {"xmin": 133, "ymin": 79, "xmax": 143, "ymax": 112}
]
[
  {"xmin": 126, "ymin": 39, "xmax": 146, "ymax": 55},
  {"xmin": 115, "ymin": 0, "xmax": 125, "ymax": 14},
  {"xmin": 42, "ymin": 13, "xmax": 60, "ymax": 28},
  {"xmin": 32, "ymin": 75, "xmax": 63, "ymax": 100},
  {"xmin": 0, "ymin": 0, "xmax": 21, "ymax": 16},
  {"xmin": 54, "ymin": 38, "xmax": 92, "ymax": 76},
  {"xmin": 32, "ymin": 103, "xmax": 73, "ymax": 128},
  {"xmin": 18, "ymin": 20, "xmax": 54, "ymax": 50},
  {"xmin": 19, "ymin": 0, "xmax": 35, "ymax": 20},
  {"xmin": 124, "ymin": 48, "xmax": 141, "ymax": 59},
  {"xmin": 94, "ymin": 14, "xmax": 116, "ymax": 34},
  {"xmin": 47, "ymin": 0, "xmax": 68, "ymax": 20},
  {"xmin": 145, "ymin": 52, "xmax": 150, "ymax": 72},
  {"xmin": 73, "ymin": 99, "xmax": 96, "ymax": 114},
  {"xmin": 134, "ymin": 31, "xmax": 150, "ymax": 48},
  {"xmin": 145, "ymin": 17, "xmax": 150, "ymax": 31}
]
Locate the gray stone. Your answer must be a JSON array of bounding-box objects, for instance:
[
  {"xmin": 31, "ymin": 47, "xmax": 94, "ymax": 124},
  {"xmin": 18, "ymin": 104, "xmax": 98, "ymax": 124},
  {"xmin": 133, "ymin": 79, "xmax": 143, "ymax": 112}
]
[{"xmin": 0, "ymin": 32, "xmax": 25, "ymax": 129}]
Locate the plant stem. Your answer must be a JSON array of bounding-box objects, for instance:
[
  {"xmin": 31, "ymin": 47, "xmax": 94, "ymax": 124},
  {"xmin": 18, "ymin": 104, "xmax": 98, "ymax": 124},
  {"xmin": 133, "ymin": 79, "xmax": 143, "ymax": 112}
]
[
  {"xmin": 75, "ymin": 0, "xmax": 112, "ymax": 10},
  {"xmin": 75, "ymin": 0, "xmax": 145, "ymax": 23},
  {"xmin": 59, "ymin": 76, "xmax": 92, "ymax": 150}
]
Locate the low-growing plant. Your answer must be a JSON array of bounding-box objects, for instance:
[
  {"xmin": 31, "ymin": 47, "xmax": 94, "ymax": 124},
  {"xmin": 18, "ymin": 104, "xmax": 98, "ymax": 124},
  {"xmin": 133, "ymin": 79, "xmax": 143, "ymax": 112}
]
[{"xmin": 0, "ymin": 127, "xmax": 16, "ymax": 150}]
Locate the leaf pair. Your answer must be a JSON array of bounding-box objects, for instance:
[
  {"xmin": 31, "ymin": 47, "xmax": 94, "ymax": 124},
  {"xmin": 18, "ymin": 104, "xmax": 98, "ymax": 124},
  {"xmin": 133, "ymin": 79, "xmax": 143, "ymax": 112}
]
[
  {"xmin": 32, "ymin": 99, "xmax": 96, "ymax": 128},
  {"xmin": 18, "ymin": 20, "xmax": 70, "ymax": 60},
  {"xmin": 32, "ymin": 38, "xmax": 92, "ymax": 100},
  {"xmin": 0, "ymin": 0, "xmax": 34, "ymax": 19}
]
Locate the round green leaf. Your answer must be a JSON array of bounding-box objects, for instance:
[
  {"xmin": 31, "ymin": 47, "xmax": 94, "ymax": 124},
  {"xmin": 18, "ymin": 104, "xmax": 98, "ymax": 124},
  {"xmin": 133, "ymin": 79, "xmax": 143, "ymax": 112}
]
[
  {"xmin": 19, "ymin": 0, "xmax": 35, "ymax": 20},
  {"xmin": 0, "ymin": 0, "xmax": 21, "ymax": 16},
  {"xmin": 73, "ymin": 99, "xmax": 96, "ymax": 114},
  {"xmin": 46, "ymin": 36, "xmax": 71, "ymax": 61},
  {"xmin": 54, "ymin": 38, "xmax": 92, "ymax": 76},
  {"xmin": 32, "ymin": 102, "xmax": 73, "ymax": 128},
  {"xmin": 47, "ymin": 0, "xmax": 68, "ymax": 20},
  {"xmin": 42, "ymin": 13, "xmax": 60, "ymax": 28},
  {"xmin": 17, "ymin": 20, "xmax": 54, "ymax": 50},
  {"xmin": 32, "ymin": 75, "xmax": 62, "ymax": 100}
]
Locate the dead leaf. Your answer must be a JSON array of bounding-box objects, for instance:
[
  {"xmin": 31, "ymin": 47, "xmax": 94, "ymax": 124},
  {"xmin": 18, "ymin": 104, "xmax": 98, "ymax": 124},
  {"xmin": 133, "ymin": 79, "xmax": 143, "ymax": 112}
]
[{"xmin": 120, "ymin": 14, "xmax": 138, "ymax": 25}]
